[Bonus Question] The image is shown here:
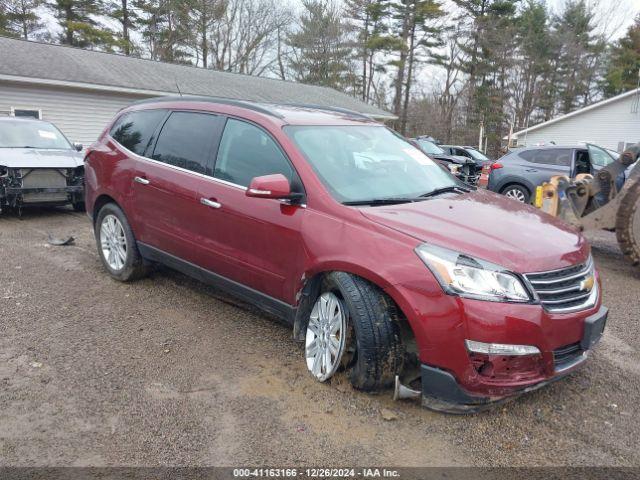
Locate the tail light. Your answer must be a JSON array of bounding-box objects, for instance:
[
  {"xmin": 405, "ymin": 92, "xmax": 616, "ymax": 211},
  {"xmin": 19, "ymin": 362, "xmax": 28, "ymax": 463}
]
[{"xmin": 490, "ymin": 162, "xmax": 503, "ymax": 170}]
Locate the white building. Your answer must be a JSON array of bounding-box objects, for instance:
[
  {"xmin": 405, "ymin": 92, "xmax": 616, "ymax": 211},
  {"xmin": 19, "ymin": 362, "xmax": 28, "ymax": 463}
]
[
  {"xmin": 0, "ymin": 37, "xmax": 393, "ymax": 146},
  {"xmin": 510, "ymin": 89, "xmax": 640, "ymax": 151}
]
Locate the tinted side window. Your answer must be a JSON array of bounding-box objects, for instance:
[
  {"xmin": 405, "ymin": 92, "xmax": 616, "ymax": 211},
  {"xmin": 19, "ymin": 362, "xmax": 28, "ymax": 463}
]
[
  {"xmin": 519, "ymin": 149, "xmax": 571, "ymax": 166},
  {"xmin": 110, "ymin": 109, "xmax": 167, "ymax": 155},
  {"xmin": 151, "ymin": 112, "xmax": 223, "ymax": 175},
  {"xmin": 214, "ymin": 119, "xmax": 293, "ymax": 187}
]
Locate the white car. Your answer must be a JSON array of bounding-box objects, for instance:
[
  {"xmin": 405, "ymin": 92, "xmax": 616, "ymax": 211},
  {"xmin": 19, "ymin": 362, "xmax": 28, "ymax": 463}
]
[{"xmin": 0, "ymin": 117, "xmax": 85, "ymax": 215}]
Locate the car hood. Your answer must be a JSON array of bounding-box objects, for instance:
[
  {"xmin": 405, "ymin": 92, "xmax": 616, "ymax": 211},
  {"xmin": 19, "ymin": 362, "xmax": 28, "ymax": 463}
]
[
  {"xmin": 0, "ymin": 149, "xmax": 84, "ymax": 168},
  {"xmin": 360, "ymin": 189, "xmax": 589, "ymax": 273},
  {"xmin": 431, "ymin": 154, "xmax": 475, "ymax": 165}
]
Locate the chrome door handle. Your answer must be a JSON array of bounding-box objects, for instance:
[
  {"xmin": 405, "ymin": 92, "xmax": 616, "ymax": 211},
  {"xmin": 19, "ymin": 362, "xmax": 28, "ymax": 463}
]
[
  {"xmin": 134, "ymin": 176, "xmax": 150, "ymax": 185},
  {"xmin": 200, "ymin": 198, "xmax": 222, "ymax": 209}
]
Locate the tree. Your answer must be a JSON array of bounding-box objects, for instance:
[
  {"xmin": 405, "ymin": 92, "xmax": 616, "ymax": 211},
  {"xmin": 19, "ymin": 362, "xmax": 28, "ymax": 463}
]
[
  {"xmin": 603, "ymin": 15, "xmax": 640, "ymax": 97},
  {"xmin": 185, "ymin": 0, "xmax": 224, "ymax": 68},
  {"xmin": 450, "ymin": 0, "xmax": 519, "ymax": 147},
  {"xmin": 208, "ymin": 0, "xmax": 291, "ymax": 75},
  {"xmin": 508, "ymin": 0, "xmax": 553, "ymax": 129},
  {"xmin": 287, "ymin": 0, "xmax": 354, "ymax": 89},
  {"xmin": 2, "ymin": 0, "xmax": 46, "ymax": 39},
  {"xmin": 48, "ymin": 0, "xmax": 118, "ymax": 49},
  {"xmin": 388, "ymin": 0, "xmax": 444, "ymax": 134},
  {"xmin": 345, "ymin": 0, "xmax": 394, "ymax": 102},
  {"xmin": 135, "ymin": 0, "xmax": 191, "ymax": 63},
  {"xmin": 431, "ymin": 25, "xmax": 466, "ymax": 142},
  {"xmin": 108, "ymin": 0, "xmax": 141, "ymax": 55},
  {"xmin": 552, "ymin": 0, "xmax": 606, "ymax": 114}
]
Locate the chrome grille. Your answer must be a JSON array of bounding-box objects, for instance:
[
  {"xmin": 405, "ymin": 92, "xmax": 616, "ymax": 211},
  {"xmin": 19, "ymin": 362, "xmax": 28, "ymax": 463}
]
[
  {"xmin": 525, "ymin": 257, "xmax": 597, "ymax": 313},
  {"xmin": 20, "ymin": 168, "xmax": 68, "ymax": 203}
]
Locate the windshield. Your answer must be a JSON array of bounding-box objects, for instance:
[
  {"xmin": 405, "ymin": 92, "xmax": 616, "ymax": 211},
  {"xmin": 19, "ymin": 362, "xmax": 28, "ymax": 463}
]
[
  {"xmin": 416, "ymin": 139, "xmax": 445, "ymax": 155},
  {"xmin": 0, "ymin": 120, "xmax": 73, "ymax": 149},
  {"xmin": 285, "ymin": 125, "xmax": 457, "ymax": 203},
  {"xmin": 465, "ymin": 148, "xmax": 489, "ymax": 161}
]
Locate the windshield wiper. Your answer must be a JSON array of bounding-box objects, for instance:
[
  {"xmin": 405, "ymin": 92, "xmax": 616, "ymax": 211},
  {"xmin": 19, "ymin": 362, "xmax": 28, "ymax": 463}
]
[
  {"xmin": 343, "ymin": 197, "xmax": 423, "ymax": 206},
  {"xmin": 419, "ymin": 185, "xmax": 471, "ymax": 198}
]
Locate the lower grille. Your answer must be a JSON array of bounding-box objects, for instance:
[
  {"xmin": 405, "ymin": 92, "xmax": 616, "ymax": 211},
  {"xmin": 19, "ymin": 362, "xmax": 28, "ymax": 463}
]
[
  {"xmin": 553, "ymin": 342, "xmax": 584, "ymax": 371},
  {"xmin": 20, "ymin": 168, "xmax": 68, "ymax": 203},
  {"xmin": 525, "ymin": 257, "xmax": 597, "ymax": 313}
]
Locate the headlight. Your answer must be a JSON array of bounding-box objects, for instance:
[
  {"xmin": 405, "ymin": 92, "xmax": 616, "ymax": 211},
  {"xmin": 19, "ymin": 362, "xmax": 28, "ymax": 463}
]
[
  {"xmin": 415, "ymin": 243, "xmax": 531, "ymax": 302},
  {"xmin": 447, "ymin": 163, "xmax": 460, "ymax": 175}
]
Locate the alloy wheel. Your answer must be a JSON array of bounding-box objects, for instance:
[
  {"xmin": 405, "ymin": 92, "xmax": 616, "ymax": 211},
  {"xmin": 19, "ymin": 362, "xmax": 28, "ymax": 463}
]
[
  {"xmin": 305, "ymin": 292, "xmax": 347, "ymax": 382},
  {"xmin": 505, "ymin": 188, "xmax": 526, "ymax": 203},
  {"xmin": 100, "ymin": 214, "xmax": 128, "ymax": 271}
]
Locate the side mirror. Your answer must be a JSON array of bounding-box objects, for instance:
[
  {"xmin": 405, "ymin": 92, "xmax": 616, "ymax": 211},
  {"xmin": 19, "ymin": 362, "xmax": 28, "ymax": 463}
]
[
  {"xmin": 73, "ymin": 142, "xmax": 83, "ymax": 152},
  {"xmin": 246, "ymin": 174, "xmax": 303, "ymax": 202}
]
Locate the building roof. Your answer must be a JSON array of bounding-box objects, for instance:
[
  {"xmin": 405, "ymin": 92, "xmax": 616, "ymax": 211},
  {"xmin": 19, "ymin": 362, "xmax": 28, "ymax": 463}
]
[
  {"xmin": 0, "ymin": 36, "xmax": 394, "ymax": 120},
  {"xmin": 512, "ymin": 88, "xmax": 640, "ymax": 138}
]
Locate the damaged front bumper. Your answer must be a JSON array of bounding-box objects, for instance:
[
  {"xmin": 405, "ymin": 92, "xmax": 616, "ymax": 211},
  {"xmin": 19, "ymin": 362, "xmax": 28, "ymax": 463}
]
[
  {"xmin": 0, "ymin": 167, "xmax": 84, "ymax": 210},
  {"xmin": 409, "ymin": 306, "xmax": 608, "ymax": 414}
]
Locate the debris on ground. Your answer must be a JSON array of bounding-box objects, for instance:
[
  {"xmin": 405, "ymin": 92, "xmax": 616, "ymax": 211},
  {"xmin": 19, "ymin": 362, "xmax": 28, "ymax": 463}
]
[
  {"xmin": 380, "ymin": 408, "xmax": 398, "ymax": 421},
  {"xmin": 47, "ymin": 234, "xmax": 75, "ymax": 246}
]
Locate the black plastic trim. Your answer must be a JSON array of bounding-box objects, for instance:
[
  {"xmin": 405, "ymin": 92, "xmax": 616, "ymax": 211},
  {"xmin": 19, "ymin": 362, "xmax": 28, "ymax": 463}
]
[
  {"xmin": 137, "ymin": 242, "xmax": 296, "ymax": 324},
  {"xmin": 421, "ymin": 364, "xmax": 489, "ymax": 406},
  {"xmin": 581, "ymin": 306, "xmax": 608, "ymax": 350},
  {"xmin": 131, "ymin": 96, "xmax": 285, "ymax": 119}
]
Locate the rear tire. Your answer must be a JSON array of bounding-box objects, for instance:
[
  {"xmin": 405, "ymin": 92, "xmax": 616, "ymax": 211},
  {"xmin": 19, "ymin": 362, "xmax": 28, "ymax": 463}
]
[
  {"xmin": 95, "ymin": 203, "xmax": 148, "ymax": 281},
  {"xmin": 305, "ymin": 272, "xmax": 405, "ymax": 392},
  {"xmin": 616, "ymin": 180, "xmax": 640, "ymax": 266},
  {"xmin": 501, "ymin": 184, "xmax": 531, "ymax": 203}
]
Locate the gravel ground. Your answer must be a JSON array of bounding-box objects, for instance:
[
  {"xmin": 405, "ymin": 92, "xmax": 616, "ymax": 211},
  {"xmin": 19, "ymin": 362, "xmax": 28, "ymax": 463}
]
[{"xmin": 0, "ymin": 207, "xmax": 639, "ymax": 467}]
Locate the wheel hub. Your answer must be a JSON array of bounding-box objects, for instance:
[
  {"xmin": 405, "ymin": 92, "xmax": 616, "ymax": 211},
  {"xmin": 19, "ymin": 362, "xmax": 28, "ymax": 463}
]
[
  {"xmin": 100, "ymin": 214, "xmax": 127, "ymax": 271},
  {"xmin": 305, "ymin": 292, "xmax": 347, "ymax": 382}
]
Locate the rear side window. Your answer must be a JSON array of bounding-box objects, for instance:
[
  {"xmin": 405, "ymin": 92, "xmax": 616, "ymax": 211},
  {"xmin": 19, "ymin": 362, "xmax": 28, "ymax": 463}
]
[
  {"xmin": 110, "ymin": 109, "xmax": 167, "ymax": 155},
  {"xmin": 519, "ymin": 148, "xmax": 572, "ymax": 166},
  {"xmin": 214, "ymin": 118, "xmax": 294, "ymax": 187},
  {"xmin": 151, "ymin": 112, "xmax": 223, "ymax": 175}
]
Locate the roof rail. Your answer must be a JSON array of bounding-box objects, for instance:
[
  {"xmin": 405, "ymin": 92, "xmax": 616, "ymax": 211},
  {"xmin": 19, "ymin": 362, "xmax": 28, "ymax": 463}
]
[
  {"xmin": 131, "ymin": 95, "xmax": 284, "ymax": 119},
  {"xmin": 279, "ymin": 103, "xmax": 372, "ymax": 120}
]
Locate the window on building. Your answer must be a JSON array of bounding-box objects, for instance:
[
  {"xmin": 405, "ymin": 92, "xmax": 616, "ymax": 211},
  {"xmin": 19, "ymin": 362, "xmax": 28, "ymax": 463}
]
[
  {"xmin": 151, "ymin": 112, "xmax": 223, "ymax": 175},
  {"xmin": 11, "ymin": 108, "xmax": 41, "ymax": 119},
  {"xmin": 110, "ymin": 109, "xmax": 167, "ymax": 156}
]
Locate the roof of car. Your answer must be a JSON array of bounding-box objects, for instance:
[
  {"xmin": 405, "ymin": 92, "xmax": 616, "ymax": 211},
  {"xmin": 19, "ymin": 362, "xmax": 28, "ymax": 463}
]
[
  {"xmin": 514, "ymin": 145, "xmax": 585, "ymax": 151},
  {"xmin": 129, "ymin": 96, "xmax": 383, "ymax": 126}
]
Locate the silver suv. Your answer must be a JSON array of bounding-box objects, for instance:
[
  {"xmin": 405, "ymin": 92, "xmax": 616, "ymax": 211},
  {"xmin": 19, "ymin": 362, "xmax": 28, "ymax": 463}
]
[{"xmin": 487, "ymin": 144, "xmax": 615, "ymax": 203}]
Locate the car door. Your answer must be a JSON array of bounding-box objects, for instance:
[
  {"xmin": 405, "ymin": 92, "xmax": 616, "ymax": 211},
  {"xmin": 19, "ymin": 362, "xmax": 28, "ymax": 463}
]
[
  {"xmin": 132, "ymin": 110, "xmax": 225, "ymax": 265},
  {"xmin": 108, "ymin": 108, "xmax": 169, "ymax": 228},
  {"xmin": 195, "ymin": 117, "xmax": 306, "ymax": 304},
  {"xmin": 519, "ymin": 148, "xmax": 572, "ymax": 186},
  {"xmin": 586, "ymin": 143, "xmax": 615, "ymax": 173}
]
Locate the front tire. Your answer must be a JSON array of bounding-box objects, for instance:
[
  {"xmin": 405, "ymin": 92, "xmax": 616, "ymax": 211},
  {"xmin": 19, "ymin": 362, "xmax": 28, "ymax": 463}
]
[
  {"xmin": 305, "ymin": 272, "xmax": 405, "ymax": 391},
  {"xmin": 95, "ymin": 203, "xmax": 148, "ymax": 281}
]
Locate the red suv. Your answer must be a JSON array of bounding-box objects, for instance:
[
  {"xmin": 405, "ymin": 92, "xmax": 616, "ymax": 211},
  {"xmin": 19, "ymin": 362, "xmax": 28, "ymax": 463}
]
[{"xmin": 85, "ymin": 97, "xmax": 607, "ymax": 412}]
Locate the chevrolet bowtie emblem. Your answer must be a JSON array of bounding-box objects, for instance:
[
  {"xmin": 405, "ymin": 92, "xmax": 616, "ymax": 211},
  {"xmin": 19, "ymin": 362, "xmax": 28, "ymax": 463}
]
[{"xmin": 580, "ymin": 275, "xmax": 595, "ymax": 292}]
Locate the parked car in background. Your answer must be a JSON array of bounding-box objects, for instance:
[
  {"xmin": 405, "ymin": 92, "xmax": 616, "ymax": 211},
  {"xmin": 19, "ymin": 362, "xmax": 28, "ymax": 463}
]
[
  {"xmin": 0, "ymin": 117, "xmax": 85, "ymax": 214},
  {"xmin": 411, "ymin": 136, "xmax": 480, "ymax": 185},
  {"xmin": 484, "ymin": 144, "xmax": 615, "ymax": 203},
  {"xmin": 440, "ymin": 145, "xmax": 492, "ymax": 164},
  {"xmin": 85, "ymin": 97, "xmax": 606, "ymax": 412}
]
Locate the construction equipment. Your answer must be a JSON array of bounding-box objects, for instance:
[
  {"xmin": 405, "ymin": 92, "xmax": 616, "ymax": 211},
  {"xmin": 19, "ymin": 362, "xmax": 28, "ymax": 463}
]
[{"xmin": 536, "ymin": 144, "xmax": 640, "ymax": 266}]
